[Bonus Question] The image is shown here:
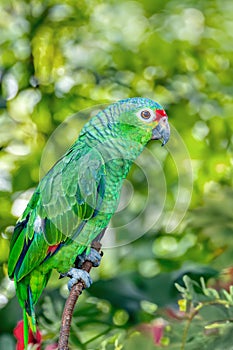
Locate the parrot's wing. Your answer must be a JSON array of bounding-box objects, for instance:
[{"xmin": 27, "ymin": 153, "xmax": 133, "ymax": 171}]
[
  {"xmin": 38, "ymin": 146, "xmax": 106, "ymax": 243},
  {"xmin": 8, "ymin": 146, "xmax": 106, "ymax": 281}
]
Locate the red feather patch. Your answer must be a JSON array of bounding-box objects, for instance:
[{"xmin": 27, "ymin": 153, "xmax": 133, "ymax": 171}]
[
  {"xmin": 155, "ymin": 109, "xmax": 167, "ymax": 121},
  {"xmin": 47, "ymin": 244, "xmax": 60, "ymax": 254}
]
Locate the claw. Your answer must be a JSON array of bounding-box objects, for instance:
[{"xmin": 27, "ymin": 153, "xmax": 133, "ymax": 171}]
[
  {"xmin": 76, "ymin": 248, "xmax": 103, "ymax": 268},
  {"xmin": 66, "ymin": 268, "xmax": 92, "ymax": 291}
]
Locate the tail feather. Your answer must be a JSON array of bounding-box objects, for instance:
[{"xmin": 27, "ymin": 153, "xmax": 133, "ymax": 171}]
[
  {"xmin": 23, "ymin": 286, "xmax": 37, "ymax": 348},
  {"xmin": 15, "ymin": 278, "xmax": 37, "ymax": 347},
  {"xmin": 27, "ymin": 286, "xmax": 37, "ymax": 333},
  {"xmin": 23, "ymin": 309, "xmax": 29, "ymax": 349},
  {"xmin": 14, "ymin": 312, "xmax": 40, "ymax": 350}
]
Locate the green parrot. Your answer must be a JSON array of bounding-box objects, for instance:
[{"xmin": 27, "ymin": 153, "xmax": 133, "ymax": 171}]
[{"xmin": 8, "ymin": 97, "xmax": 170, "ymax": 347}]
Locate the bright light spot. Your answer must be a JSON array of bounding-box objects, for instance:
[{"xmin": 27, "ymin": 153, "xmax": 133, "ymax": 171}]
[
  {"xmin": 144, "ymin": 66, "xmax": 166, "ymax": 80},
  {"xmin": 13, "ymin": 38, "xmax": 31, "ymax": 59},
  {"xmin": 153, "ymin": 233, "xmax": 196, "ymax": 258},
  {"xmin": 91, "ymin": 3, "xmax": 148, "ymax": 48},
  {"xmin": 2, "ymin": 74, "xmax": 18, "ymax": 100},
  {"xmin": 49, "ymin": 4, "xmax": 73, "ymax": 21},
  {"xmin": 204, "ymin": 181, "xmax": 220, "ymax": 194},
  {"xmin": 166, "ymin": 8, "xmax": 205, "ymax": 44},
  {"xmin": 140, "ymin": 300, "xmax": 158, "ymax": 314},
  {"xmin": 57, "ymin": 67, "xmax": 65, "ymax": 76},
  {"xmin": 192, "ymin": 121, "xmax": 209, "ymax": 141},
  {"xmin": 161, "ymin": 236, "xmax": 177, "ymax": 251},
  {"xmin": 55, "ymin": 76, "xmax": 75, "ymax": 93},
  {"xmin": 0, "ymin": 294, "xmax": 8, "ymax": 308},
  {"xmin": 153, "ymin": 236, "xmax": 178, "ymax": 257},
  {"xmin": 138, "ymin": 259, "xmax": 160, "ymax": 278},
  {"xmin": 11, "ymin": 198, "xmax": 29, "ymax": 217},
  {"xmin": 96, "ymin": 300, "xmax": 111, "ymax": 313},
  {"xmin": 0, "ymin": 170, "xmax": 12, "ymax": 192},
  {"xmin": 216, "ymin": 163, "xmax": 227, "ymax": 173},
  {"xmin": 11, "ymin": 190, "xmax": 34, "ymax": 217},
  {"xmin": 199, "ymin": 103, "xmax": 217, "ymax": 121},
  {"xmin": 113, "ymin": 309, "xmax": 129, "ymax": 326},
  {"xmin": 6, "ymin": 143, "xmax": 31, "ymax": 156},
  {"xmin": 9, "ymin": 89, "xmax": 41, "ymax": 121}
]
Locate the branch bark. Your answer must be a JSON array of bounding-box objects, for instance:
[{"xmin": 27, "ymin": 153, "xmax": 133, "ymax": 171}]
[{"xmin": 58, "ymin": 241, "xmax": 102, "ymax": 350}]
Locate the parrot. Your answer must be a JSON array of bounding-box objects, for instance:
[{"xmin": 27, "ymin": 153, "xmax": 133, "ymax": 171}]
[{"xmin": 8, "ymin": 97, "xmax": 170, "ymax": 348}]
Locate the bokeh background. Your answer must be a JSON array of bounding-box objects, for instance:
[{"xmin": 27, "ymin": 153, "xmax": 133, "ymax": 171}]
[{"xmin": 0, "ymin": 0, "xmax": 233, "ymax": 349}]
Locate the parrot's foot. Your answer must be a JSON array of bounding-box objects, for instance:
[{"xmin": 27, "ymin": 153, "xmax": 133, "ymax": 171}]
[
  {"xmin": 66, "ymin": 268, "xmax": 92, "ymax": 291},
  {"xmin": 75, "ymin": 248, "xmax": 102, "ymax": 268}
]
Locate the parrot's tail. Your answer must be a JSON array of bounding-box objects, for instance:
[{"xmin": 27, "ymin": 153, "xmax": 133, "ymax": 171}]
[
  {"xmin": 26, "ymin": 285, "xmax": 37, "ymax": 332},
  {"xmin": 24, "ymin": 285, "xmax": 37, "ymax": 349},
  {"xmin": 23, "ymin": 307, "xmax": 37, "ymax": 349},
  {"xmin": 15, "ymin": 278, "xmax": 37, "ymax": 349},
  {"xmin": 23, "ymin": 308, "xmax": 29, "ymax": 348},
  {"xmin": 15, "ymin": 270, "xmax": 52, "ymax": 348}
]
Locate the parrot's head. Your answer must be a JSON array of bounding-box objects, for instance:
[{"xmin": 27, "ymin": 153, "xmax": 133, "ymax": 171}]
[{"xmin": 115, "ymin": 97, "xmax": 170, "ymax": 146}]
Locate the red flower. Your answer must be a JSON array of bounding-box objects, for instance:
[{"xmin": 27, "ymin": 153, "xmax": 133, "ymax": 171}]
[
  {"xmin": 13, "ymin": 320, "xmax": 57, "ymax": 350},
  {"xmin": 139, "ymin": 318, "xmax": 167, "ymax": 346},
  {"xmin": 14, "ymin": 320, "xmax": 42, "ymax": 350}
]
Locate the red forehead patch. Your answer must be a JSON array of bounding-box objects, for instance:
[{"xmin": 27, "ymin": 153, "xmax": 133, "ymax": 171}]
[{"xmin": 155, "ymin": 109, "xmax": 167, "ymax": 121}]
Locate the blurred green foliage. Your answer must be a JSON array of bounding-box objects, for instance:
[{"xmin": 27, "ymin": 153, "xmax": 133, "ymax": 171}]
[{"xmin": 0, "ymin": 0, "xmax": 233, "ymax": 349}]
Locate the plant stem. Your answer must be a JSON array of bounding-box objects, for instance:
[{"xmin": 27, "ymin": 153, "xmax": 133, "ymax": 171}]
[
  {"xmin": 180, "ymin": 299, "xmax": 231, "ymax": 350},
  {"xmin": 58, "ymin": 241, "xmax": 102, "ymax": 350}
]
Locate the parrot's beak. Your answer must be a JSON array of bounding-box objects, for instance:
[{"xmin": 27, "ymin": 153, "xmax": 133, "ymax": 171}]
[{"xmin": 151, "ymin": 117, "xmax": 170, "ymax": 146}]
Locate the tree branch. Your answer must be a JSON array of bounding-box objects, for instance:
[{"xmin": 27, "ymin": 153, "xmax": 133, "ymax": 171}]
[{"xmin": 58, "ymin": 241, "xmax": 102, "ymax": 350}]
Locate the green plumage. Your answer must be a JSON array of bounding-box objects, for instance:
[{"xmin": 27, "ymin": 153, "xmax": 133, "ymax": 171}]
[{"xmin": 8, "ymin": 97, "xmax": 170, "ymax": 347}]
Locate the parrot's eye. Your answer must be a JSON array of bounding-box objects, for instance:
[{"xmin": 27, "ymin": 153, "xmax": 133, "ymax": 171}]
[
  {"xmin": 137, "ymin": 108, "xmax": 155, "ymax": 123},
  {"xmin": 140, "ymin": 110, "xmax": 151, "ymax": 119}
]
